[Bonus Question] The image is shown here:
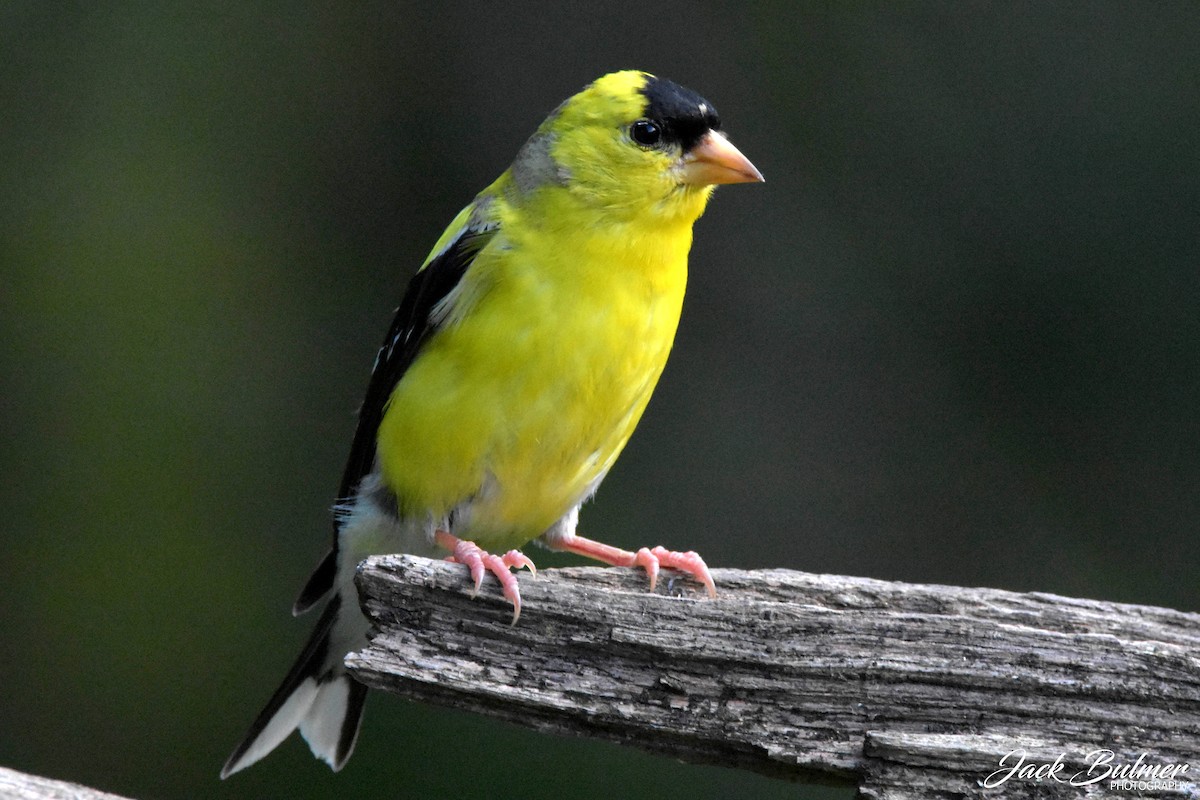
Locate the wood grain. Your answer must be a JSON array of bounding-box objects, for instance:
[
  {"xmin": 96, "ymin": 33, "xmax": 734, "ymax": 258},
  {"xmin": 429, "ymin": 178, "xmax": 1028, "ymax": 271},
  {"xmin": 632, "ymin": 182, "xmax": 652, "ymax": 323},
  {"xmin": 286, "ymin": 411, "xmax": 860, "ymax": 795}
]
[{"xmin": 348, "ymin": 555, "xmax": 1200, "ymax": 799}]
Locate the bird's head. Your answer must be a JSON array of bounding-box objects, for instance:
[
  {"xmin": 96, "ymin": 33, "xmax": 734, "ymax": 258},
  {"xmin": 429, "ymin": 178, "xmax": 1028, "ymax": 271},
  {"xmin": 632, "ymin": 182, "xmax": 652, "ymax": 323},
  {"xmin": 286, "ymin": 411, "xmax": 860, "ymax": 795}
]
[{"xmin": 508, "ymin": 70, "xmax": 763, "ymax": 227}]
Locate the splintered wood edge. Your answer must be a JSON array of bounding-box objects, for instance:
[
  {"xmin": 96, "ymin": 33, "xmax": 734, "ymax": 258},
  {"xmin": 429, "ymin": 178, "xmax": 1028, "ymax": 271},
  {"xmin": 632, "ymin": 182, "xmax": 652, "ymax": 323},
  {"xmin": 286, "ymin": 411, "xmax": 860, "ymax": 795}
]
[
  {"xmin": 0, "ymin": 767, "xmax": 136, "ymax": 800},
  {"xmin": 348, "ymin": 554, "xmax": 1200, "ymax": 797}
]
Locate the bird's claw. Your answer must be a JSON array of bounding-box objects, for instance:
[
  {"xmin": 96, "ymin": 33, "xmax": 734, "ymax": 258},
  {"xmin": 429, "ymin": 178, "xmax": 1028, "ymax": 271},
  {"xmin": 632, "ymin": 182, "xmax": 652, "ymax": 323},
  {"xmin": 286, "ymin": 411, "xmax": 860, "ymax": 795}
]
[
  {"xmin": 549, "ymin": 534, "xmax": 717, "ymax": 598},
  {"xmin": 645, "ymin": 546, "xmax": 716, "ymax": 598},
  {"xmin": 436, "ymin": 531, "xmax": 535, "ymax": 624}
]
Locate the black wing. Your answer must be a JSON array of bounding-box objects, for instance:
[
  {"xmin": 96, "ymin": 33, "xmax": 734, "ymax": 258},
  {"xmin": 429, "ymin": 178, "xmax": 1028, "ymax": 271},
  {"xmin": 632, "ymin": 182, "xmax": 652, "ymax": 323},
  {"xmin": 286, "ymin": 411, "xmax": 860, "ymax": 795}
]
[{"xmin": 292, "ymin": 221, "xmax": 495, "ymax": 614}]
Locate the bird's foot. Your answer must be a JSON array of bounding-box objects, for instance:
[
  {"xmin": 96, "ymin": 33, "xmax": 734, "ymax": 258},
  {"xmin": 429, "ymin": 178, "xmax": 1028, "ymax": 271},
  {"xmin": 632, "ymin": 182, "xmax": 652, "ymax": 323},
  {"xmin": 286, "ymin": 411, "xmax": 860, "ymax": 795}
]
[
  {"xmin": 547, "ymin": 534, "xmax": 716, "ymax": 598},
  {"xmin": 435, "ymin": 531, "xmax": 536, "ymax": 624}
]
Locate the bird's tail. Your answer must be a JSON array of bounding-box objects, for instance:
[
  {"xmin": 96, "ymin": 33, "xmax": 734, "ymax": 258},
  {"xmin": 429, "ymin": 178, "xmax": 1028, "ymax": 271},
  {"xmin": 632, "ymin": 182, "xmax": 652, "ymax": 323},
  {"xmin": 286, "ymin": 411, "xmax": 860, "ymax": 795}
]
[{"xmin": 221, "ymin": 592, "xmax": 368, "ymax": 778}]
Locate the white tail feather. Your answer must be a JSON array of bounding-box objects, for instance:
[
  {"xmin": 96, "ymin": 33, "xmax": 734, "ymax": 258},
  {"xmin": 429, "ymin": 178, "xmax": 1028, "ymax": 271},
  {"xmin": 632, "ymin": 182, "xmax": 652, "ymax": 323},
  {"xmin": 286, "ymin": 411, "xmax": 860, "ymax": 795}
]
[
  {"xmin": 300, "ymin": 677, "xmax": 355, "ymax": 769},
  {"xmin": 221, "ymin": 592, "xmax": 367, "ymax": 778},
  {"xmin": 222, "ymin": 679, "xmax": 319, "ymax": 777}
]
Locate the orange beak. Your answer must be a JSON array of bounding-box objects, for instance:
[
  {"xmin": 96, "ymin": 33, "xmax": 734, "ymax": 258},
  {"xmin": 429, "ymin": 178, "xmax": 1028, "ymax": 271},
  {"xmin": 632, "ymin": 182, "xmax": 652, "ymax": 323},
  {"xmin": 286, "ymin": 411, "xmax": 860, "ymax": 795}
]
[{"xmin": 677, "ymin": 131, "xmax": 764, "ymax": 186}]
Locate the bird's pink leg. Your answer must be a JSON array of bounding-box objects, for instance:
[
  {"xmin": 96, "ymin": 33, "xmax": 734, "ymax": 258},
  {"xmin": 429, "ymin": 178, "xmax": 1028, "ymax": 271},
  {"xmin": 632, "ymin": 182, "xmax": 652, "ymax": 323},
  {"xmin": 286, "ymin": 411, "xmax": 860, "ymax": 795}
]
[
  {"xmin": 435, "ymin": 530, "xmax": 536, "ymax": 624},
  {"xmin": 547, "ymin": 533, "xmax": 716, "ymax": 598}
]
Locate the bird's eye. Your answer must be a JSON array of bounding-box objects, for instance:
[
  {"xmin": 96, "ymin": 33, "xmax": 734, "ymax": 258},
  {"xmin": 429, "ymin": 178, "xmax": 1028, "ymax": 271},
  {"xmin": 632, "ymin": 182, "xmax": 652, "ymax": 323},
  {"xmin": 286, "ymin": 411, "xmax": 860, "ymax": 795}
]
[{"xmin": 629, "ymin": 119, "xmax": 662, "ymax": 147}]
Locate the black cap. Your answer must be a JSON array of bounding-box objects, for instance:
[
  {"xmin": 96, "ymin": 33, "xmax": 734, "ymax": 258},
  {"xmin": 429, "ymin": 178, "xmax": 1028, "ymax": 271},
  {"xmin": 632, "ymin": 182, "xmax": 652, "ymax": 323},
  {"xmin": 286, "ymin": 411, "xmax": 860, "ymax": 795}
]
[{"xmin": 639, "ymin": 76, "xmax": 721, "ymax": 151}]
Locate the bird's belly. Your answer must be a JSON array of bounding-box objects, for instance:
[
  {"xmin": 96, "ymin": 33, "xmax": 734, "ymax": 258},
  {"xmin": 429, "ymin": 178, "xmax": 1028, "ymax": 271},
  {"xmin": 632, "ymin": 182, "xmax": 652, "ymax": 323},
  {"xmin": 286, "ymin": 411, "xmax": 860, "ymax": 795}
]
[{"xmin": 376, "ymin": 266, "xmax": 684, "ymax": 551}]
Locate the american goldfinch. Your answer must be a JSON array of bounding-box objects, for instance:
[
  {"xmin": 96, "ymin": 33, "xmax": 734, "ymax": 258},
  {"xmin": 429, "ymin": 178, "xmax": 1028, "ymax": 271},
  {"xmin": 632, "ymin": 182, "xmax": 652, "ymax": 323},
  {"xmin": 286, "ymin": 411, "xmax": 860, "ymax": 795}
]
[{"xmin": 222, "ymin": 69, "xmax": 762, "ymax": 778}]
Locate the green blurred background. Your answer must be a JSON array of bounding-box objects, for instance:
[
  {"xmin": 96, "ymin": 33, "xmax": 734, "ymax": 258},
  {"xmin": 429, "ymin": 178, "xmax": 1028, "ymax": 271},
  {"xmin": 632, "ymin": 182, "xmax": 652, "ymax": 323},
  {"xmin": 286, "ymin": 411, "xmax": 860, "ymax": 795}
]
[{"xmin": 3, "ymin": 3, "xmax": 1197, "ymax": 799}]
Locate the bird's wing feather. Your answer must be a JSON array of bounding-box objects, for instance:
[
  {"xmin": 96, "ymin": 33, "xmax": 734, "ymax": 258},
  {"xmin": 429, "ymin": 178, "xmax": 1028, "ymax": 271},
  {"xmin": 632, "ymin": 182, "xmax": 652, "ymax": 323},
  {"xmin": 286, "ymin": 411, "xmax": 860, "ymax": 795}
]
[
  {"xmin": 335, "ymin": 215, "xmax": 497, "ymax": 506},
  {"xmin": 292, "ymin": 202, "xmax": 499, "ymax": 614}
]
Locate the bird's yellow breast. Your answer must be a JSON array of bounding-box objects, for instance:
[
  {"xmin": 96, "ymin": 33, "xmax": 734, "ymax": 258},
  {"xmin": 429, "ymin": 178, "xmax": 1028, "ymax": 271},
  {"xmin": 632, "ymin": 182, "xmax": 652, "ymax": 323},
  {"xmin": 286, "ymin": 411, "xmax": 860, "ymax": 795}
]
[{"xmin": 376, "ymin": 205, "xmax": 693, "ymax": 551}]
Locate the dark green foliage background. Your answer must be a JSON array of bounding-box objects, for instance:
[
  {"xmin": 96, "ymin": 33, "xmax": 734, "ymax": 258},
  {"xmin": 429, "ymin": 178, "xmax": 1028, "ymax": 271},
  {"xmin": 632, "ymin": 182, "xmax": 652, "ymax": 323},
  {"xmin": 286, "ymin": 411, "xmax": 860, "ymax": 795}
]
[{"xmin": 2, "ymin": 4, "xmax": 1196, "ymax": 799}]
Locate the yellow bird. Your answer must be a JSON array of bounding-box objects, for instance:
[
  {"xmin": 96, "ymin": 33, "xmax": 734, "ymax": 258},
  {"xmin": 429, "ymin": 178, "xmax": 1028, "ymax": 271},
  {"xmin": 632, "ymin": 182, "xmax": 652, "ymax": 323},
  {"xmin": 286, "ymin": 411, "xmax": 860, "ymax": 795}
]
[{"xmin": 222, "ymin": 69, "xmax": 762, "ymax": 777}]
